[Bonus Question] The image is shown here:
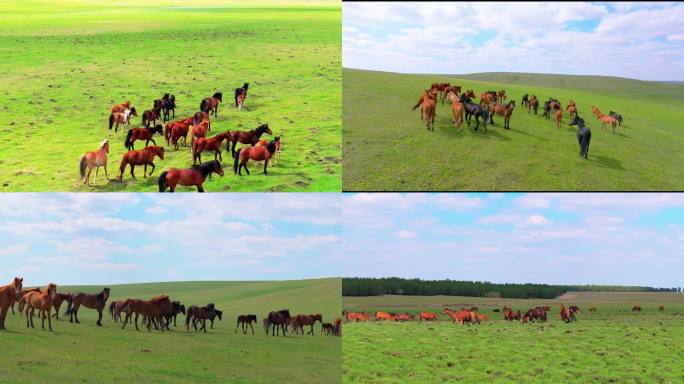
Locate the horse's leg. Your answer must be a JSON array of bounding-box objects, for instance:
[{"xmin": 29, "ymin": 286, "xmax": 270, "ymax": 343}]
[
  {"xmin": 130, "ymin": 164, "xmax": 136, "ymax": 179},
  {"xmin": 197, "ymin": 184, "xmax": 204, "ymax": 193},
  {"xmin": 134, "ymin": 313, "xmax": 140, "ymax": 331},
  {"xmin": 263, "ymin": 159, "xmax": 269, "ymax": 175},
  {"xmin": 94, "ymin": 166, "xmax": 99, "ymax": 184},
  {"xmin": 47, "ymin": 308, "xmax": 53, "ymax": 331},
  {"xmin": 244, "ymin": 163, "xmax": 250, "ymax": 175},
  {"xmin": 249, "ymin": 322, "xmax": 254, "ymax": 335},
  {"xmin": 97, "ymin": 309, "xmax": 102, "ymax": 326},
  {"xmin": 85, "ymin": 167, "xmax": 91, "ymax": 186}
]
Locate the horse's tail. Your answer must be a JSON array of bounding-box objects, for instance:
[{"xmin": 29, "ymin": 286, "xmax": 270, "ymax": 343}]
[
  {"xmin": 64, "ymin": 294, "xmax": 73, "ymax": 317},
  {"xmin": 233, "ymin": 148, "xmax": 241, "ymax": 174},
  {"xmin": 108, "ymin": 113, "xmax": 114, "ymax": 130},
  {"xmin": 158, "ymin": 171, "xmax": 168, "ymax": 192},
  {"xmin": 200, "ymin": 99, "xmax": 206, "ymax": 112},
  {"xmin": 119, "ymin": 153, "xmax": 127, "ymax": 174},
  {"xmin": 185, "ymin": 310, "xmax": 192, "ymax": 329},
  {"xmin": 109, "ymin": 302, "xmax": 116, "ymax": 318},
  {"xmin": 79, "ymin": 155, "xmax": 86, "ymax": 180},
  {"xmin": 124, "ymin": 129, "xmax": 133, "ymax": 149},
  {"xmin": 412, "ymin": 98, "xmax": 422, "ymax": 111}
]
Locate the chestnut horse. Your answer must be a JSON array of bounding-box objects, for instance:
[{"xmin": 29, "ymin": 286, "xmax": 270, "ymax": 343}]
[
  {"xmin": 567, "ymin": 103, "xmax": 577, "ymax": 119},
  {"xmin": 125, "ymin": 125, "xmax": 163, "ymax": 151},
  {"xmin": 65, "ymin": 287, "xmax": 110, "ymax": 326},
  {"xmin": 141, "ymin": 108, "xmax": 161, "ymax": 128},
  {"xmin": 235, "ymin": 82, "xmax": 249, "ymax": 109},
  {"xmin": 190, "ymin": 120, "xmax": 210, "ymax": 143},
  {"xmin": 192, "ymin": 131, "xmax": 231, "ymax": 165},
  {"xmin": 186, "ymin": 303, "xmax": 221, "ymax": 332},
  {"xmin": 256, "ymin": 138, "xmax": 282, "ymax": 167},
  {"xmin": 24, "ymin": 283, "xmax": 57, "ymax": 331},
  {"xmin": 598, "ymin": 113, "xmax": 618, "ymax": 133},
  {"xmin": 447, "ymin": 91, "xmax": 464, "ymax": 131},
  {"xmin": 293, "ymin": 313, "xmax": 323, "ymax": 335},
  {"xmin": 111, "ymin": 100, "xmax": 131, "ymax": 113},
  {"xmin": 0, "ymin": 277, "xmax": 23, "ymax": 330},
  {"xmin": 192, "ymin": 111, "xmax": 210, "ymax": 131},
  {"xmin": 79, "ymin": 139, "xmax": 110, "ymax": 186},
  {"xmin": 158, "ymin": 160, "xmax": 224, "ymax": 192},
  {"xmin": 235, "ymin": 314, "xmax": 257, "ymax": 334},
  {"xmin": 555, "ymin": 107, "xmax": 563, "ymax": 129},
  {"xmin": 228, "ymin": 124, "xmax": 273, "ymax": 156},
  {"xmin": 17, "ymin": 288, "xmax": 41, "ymax": 315},
  {"xmin": 108, "ymin": 107, "xmax": 137, "ymax": 136},
  {"xmin": 488, "ymin": 100, "xmax": 515, "ymax": 129},
  {"xmin": 234, "ymin": 137, "xmax": 280, "ymax": 176},
  {"xmin": 118, "ymin": 146, "xmax": 164, "ymax": 181},
  {"xmin": 200, "ymin": 92, "xmax": 223, "ymax": 117},
  {"xmin": 528, "ymin": 95, "xmax": 539, "ymax": 115},
  {"xmin": 659, "ymin": 305, "xmax": 665, "ymax": 312},
  {"xmin": 591, "ymin": 106, "xmax": 602, "ymax": 119},
  {"xmin": 418, "ymin": 312, "xmax": 437, "ymax": 321},
  {"xmin": 497, "ymin": 89, "xmax": 506, "ymax": 101},
  {"xmin": 267, "ymin": 309, "xmax": 292, "ymax": 336},
  {"xmin": 412, "ymin": 89, "xmax": 437, "ymax": 131},
  {"xmin": 122, "ymin": 295, "xmax": 173, "ymax": 331},
  {"xmin": 479, "ymin": 91, "xmax": 497, "ymax": 106},
  {"xmin": 51, "ymin": 292, "xmax": 70, "ymax": 319}
]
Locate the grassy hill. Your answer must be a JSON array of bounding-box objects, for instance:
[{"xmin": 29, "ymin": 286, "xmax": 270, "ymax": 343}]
[
  {"xmin": 1, "ymin": 278, "xmax": 341, "ymax": 383},
  {"xmin": 343, "ymin": 291, "xmax": 684, "ymax": 383},
  {"xmin": 0, "ymin": 1, "xmax": 341, "ymax": 191},
  {"xmin": 343, "ymin": 68, "xmax": 684, "ymax": 191}
]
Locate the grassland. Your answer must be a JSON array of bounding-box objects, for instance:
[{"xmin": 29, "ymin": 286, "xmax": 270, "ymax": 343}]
[
  {"xmin": 1, "ymin": 278, "xmax": 341, "ymax": 383},
  {"xmin": 343, "ymin": 292, "xmax": 684, "ymax": 383},
  {"xmin": 0, "ymin": 0, "xmax": 341, "ymax": 191},
  {"xmin": 342, "ymin": 68, "xmax": 684, "ymax": 191}
]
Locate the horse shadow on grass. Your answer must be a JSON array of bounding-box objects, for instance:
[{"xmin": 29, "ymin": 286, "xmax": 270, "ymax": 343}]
[{"xmin": 588, "ymin": 154, "xmax": 624, "ymax": 171}]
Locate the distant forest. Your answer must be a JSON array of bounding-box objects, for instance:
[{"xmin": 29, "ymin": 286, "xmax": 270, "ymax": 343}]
[{"xmin": 343, "ymin": 277, "xmax": 681, "ymax": 299}]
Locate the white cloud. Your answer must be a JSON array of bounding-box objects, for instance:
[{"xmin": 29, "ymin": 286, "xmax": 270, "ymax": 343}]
[
  {"xmin": 525, "ymin": 214, "xmax": 552, "ymax": 226},
  {"xmin": 0, "ymin": 244, "xmax": 28, "ymax": 257}
]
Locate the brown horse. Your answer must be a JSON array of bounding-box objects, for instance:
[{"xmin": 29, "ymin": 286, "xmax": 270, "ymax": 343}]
[
  {"xmin": 598, "ymin": 113, "xmax": 618, "ymax": 133},
  {"xmin": 51, "ymin": 292, "xmax": 70, "ymax": 319},
  {"xmin": 125, "ymin": 125, "xmax": 163, "ymax": 151},
  {"xmin": 591, "ymin": 105, "xmax": 602, "ymax": 119},
  {"xmin": 528, "ymin": 95, "xmax": 539, "ymax": 114},
  {"xmin": 632, "ymin": 305, "xmax": 642, "ymax": 312},
  {"xmin": 200, "ymin": 92, "xmax": 223, "ymax": 117},
  {"xmin": 659, "ymin": 305, "xmax": 665, "ymax": 312},
  {"xmin": 118, "ymin": 146, "xmax": 164, "ymax": 181},
  {"xmin": 0, "ymin": 277, "xmax": 23, "ymax": 330},
  {"xmin": 158, "ymin": 160, "xmax": 224, "ymax": 192},
  {"xmin": 141, "ymin": 108, "xmax": 161, "ymax": 128},
  {"xmin": 418, "ymin": 312, "xmax": 437, "ymax": 321},
  {"xmin": 412, "ymin": 89, "xmax": 437, "ymax": 131},
  {"xmin": 488, "ymin": 100, "xmax": 515, "ymax": 129},
  {"xmin": 111, "ymin": 100, "xmax": 131, "ymax": 113},
  {"xmin": 497, "ymin": 89, "xmax": 507, "ymax": 101},
  {"xmin": 567, "ymin": 103, "xmax": 577, "ymax": 119},
  {"xmin": 24, "ymin": 283, "xmax": 57, "ymax": 331},
  {"xmin": 234, "ymin": 137, "xmax": 280, "ymax": 176},
  {"xmin": 292, "ymin": 314, "xmax": 322, "ymax": 335},
  {"xmin": 228, "ymin": 124, "xmax": 273, "ymax": 156},
  {"xmin": 479, "ymin": 92, "xmax": 497, "ymax": 106},
  {"xmin": 166, "ymin": 120, "xmax": 192, "ymax": 149},
  {"xmin": 122, "ymin": 295, "xmax": 173, "ymax": 331},
  {"xmin": 447, "ymin": 91, "xmax": 464, "ymax": 131},
  {"xmin": 65, "ymin": 288, "xmax": 110, "ymax": 326},
  {"xmin": 462, "ymin": 89, "xmax": 476, "ymax": 99},
  {"xmin": 108, "ymin": 107, "xmax": 137, "ymax": 136},
  {"xmin": 109, "ymin": 300, "xmax": 128, "ymax": 322},
  {"xmin": 189, "ymin": 121, "xmax": 210, "ymax": 148},
  {"xmin": 235, "ymin": 314, "xmax": 257, "ymax": 334},
  {"xmin": 17, "ymin": 288, "xmax": 41, "ymax": 315},
  {"xmin": 267, "ymin": 309, "xmax": 291, "ymax": 336},
  {"xmin": 79, "ymin": 139, "xmax": 110, "ymax": 186},
  {"xmin": 192, "ymin": 111, "xmax": 211, "ymax": 130},
  {"xmin": 322, "ymin": 323, "xmax": 333, "ymax": 335},
  {"xmin": 192, "ymin": 131, "xmax": 231, "ymax": 165},
  {"xmin": 186, "ymin": 303, "xmax": 221, "ymax": 332},
  {"xmin": 555, "ymin": 107, "xmax": 563, "ymax": 129},
  {"xmin": 589, "ymin": 306, "xmax": 597, "ymax": 312},
  {"xmin": 256, "ymin": 138, "xmax": 282, "ymax": 167}
]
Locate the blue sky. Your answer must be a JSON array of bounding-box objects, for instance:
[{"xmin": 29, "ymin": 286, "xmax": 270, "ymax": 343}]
[
  {"xmin": 343, "ymin": 193, "xmax": 684, "ymax": 287},
  {"xmin": 0, "ymin": 194, "xmax": 340, "ymax": 286},
  {"xmin": 343, "ymin": 2, "xmax": 684, "ymax": 81}
]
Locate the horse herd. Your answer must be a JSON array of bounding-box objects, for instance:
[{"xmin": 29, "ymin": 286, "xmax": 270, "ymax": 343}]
[
  {"xmin": 0, "ymin": 278, "xmax": 341, "ymax": 337},
  {"xmin": 79, "ymin": 83, "xmax": 283, "ymax": 191},
  {"xmin": 413, "ymin": 82, "xmax": 625, "ymax": 160},
  {"xmin": 343, "ymin": 302, "xmax": 668, "ymax": 326}
]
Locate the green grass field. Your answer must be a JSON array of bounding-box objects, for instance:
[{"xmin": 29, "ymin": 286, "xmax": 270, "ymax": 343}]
[
  {"xmin": 1, "ymin": 278, "xmax": 341, "ymax": 383},
  {"xmin": 0, "ymin": 1, "xmax": 340, "ymax": 191},
  {"xmin": 343, "ymin": 292, "xmax": 684, "ymax": 383},
  {"xmin": 343, "ymin": 68, "xmax": 684, "ymax": 191}
]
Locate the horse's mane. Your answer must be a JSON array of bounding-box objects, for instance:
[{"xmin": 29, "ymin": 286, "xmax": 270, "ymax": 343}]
[
  {"xmin": 99, "ymin": 139, "xmax": 109, "ymax": 150},
  {"xmin": 266, "ymin": 139, "xmax": 278, "ymax": 154},
  {"xmin": 96, "ymin": 288, "xmax": 109, "ymax": 300},
  {"xmin": 150, "ymin": 294, "xmax": 169, "ymax": 302},
  {"xmin": 213, "ymin": 91, "xmax": 222, "ymax": 99},
  {"xmin": 253, "ymin": 124, "xmax": 269, "ymax": 134},
  {"xmin": 193, "ymin": 161, "xmax": 220, "ymax": 178}
]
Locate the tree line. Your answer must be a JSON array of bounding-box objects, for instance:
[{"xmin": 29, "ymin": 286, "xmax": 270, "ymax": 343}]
[{"xmin": 343, "ymin": 277, "xmax": 680, "ymax": 299}]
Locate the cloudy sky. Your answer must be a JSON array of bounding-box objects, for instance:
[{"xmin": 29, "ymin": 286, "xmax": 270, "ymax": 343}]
[
  {"xmin": 0, "ymin": 194, "xmax": 340, "ymax": 286},
  {"xmin": 343, "ymin": 193, "xmax": 684, "ymax": 287},
  {"xmin": 343, "ymin": 2, "xmax": 684, "ymax": 81}
]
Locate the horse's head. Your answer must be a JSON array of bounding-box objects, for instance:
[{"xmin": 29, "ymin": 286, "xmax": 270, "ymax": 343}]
[
  {"xmin": 156, "ymin": 146, "xmax": 165, "ymax": 160},
  {"xmin": 100, "ymin": 139, "xmax": 110, "ymax": 153},
  {"xmin": 47, "ymin": 283, "xmax": 57, "ymax": 300},
  {"xmin": 13, "ymin": 277, "xmax": 23, "ymax": 296},
  {"xmin": 213, "ymin": 92, "xmax": 223, "ymax": 101},
  {"xmin": 129, "ymin": 107, "xmax": 138, "ymax": 116},
  {"xmin": 103, "ymin": 287, "xmax": 110, "ymax": 301},
  {"xmin": 213, "ymin": 161, "xmax": 224, "ymax": 177},
  {"xmin": 215, "ymin": 309, "xmax": 223, "ymax": 321}
]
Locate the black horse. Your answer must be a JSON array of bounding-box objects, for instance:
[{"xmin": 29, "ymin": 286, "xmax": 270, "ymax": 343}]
[
  {"xmin": 162, "ymin": 93, "xmax": 176, "ymax": 122},
  {"xmin": 459, "ymin": 95, "xmax": 488, "ymax": 132},
  {"xmin": 235, "ymin": 314, "xmax": 258, "ymax": 334},
  {"xmin": 521, "ymin": 94, "xmax": 529, "ymax": 107},
  {"xmin": 163, "ymin": 301, "xmax": 185, "ymax": 328},
  {"xmin": 569, "ymin": 115, "xmax": 591, "ymax": 159},
  {"xmin": 234, "ymin": 82, "xmax": 249, "ymax": 107},
  {"xmin": 530, "ymin": 96, "xmax": 539, "ymax": 115},
  {"xmin": 609, "ymin": 111, "xmax": 623, "ymax": 126},
  {"xmin": 542, "ymin": 100, "xmax": 551, "ymax": 120}
]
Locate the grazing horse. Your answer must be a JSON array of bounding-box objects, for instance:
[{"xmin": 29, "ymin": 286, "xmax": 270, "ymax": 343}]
[
  {"xmin": 343, "ymin": 311, "xmax": 370, "ymax": 322},
  {"xmin": 609, "ymin": 111, "xmax": 623, "ymax": 126},
  {"xmin": 460, "ymin": 95, "xmax": 488, "ymax": 132},
  {"xmin": 659, "ymin": 305, "xmax": 665, "ymax": 312},
  {"xmin": 24, "ymin": 283, "xmax": 57, "ymax": 331},
  {"xmin": 118, "ymin": 146, "xmax": 164, "ymax": 181},
  {"xmin": 109, "ymin": 107, "xmax": 137, "ymax": 136},
  {"xmin": 412, "ymin": 89, "xmax": 437, "ymax": 131},
  {"xmin": 141, "ymin": 108, "xmax": 161, "ymax": 128},
  {"xmin": 228, "ymin": 124, "xmax": 273, "ymax": 156},
  {"xmin": 447, "ymin": 91, "xmax": 465, "ymax": 131},
  {"xmin": 111, "ymin": 100, "xmax": 131, "ymax": 114},
  {"xmin": 162, "ymin": 93, "xmax": 176, "ymax": 122},
  {"xmin": 125, "ymin": 125, "xmax": 163, "ymax": 151},
  {"xmin": 632, "ymin": 305, "xmax": 642, "ymax": 312},
  {"xmin": 51, "ymin": 292, "xmax": 70, "ymax": 319},
  {"xmin": 529, "ymin": 95, "xmax": 539, "ymax": 115},
  {"xmin": 497, "ymin": 89, "xmax": 506, "ymax": 101},
  {"xmin": 488, "ymin": 100, "xmax": 515, "ymax": 129},
  {"xmin": 65, "ymin": 288, "xmax": 110, "ymax": 326},
  {"xmin": 267, "ymin": 309, "xmax": 291, "ymax": 336},
  {"xmin": 200, "ymin": 92, "xmax": 223, "ymax": 117},
  {"xmin": 0, "ymin": 277, "xmax": 23, "ymax": 330},
  {"xmin": 234, "ymin": 137, "xmax": 279, "ymax": 176},
  {"xmin": 79, "ymin": 139, "xmax": 110, "ymax": 186},
  {"xmin": 192, "ymin": 131, "xmax": 231, "ymax": 165},
  {"xmin": 235, "ymin": 82, "xmax": 249, "ymax": 109},
  {"xmin": 418, "ymin": 312, "xmax": 437, "ymax": 321},
  {"xmin": 158, "ymin": 160, "xmax": 224, "ymax": 192},
  {"xmin": 598, "ymin": 113, "xmax": 618, "ymax": 133},
  {"xmin": 235, "ymin": 314, "xmax": 258, "ymax": 334},
  {"xmin": 569, "ymin": 115, "xmax": 591, "ymax": 159},
  {"xmin": 521, "ymin": 94, "xmax": 529, "ymax": 107}
]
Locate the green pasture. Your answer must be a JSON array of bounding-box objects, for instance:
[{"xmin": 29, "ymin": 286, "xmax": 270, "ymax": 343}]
[
  {"xmin": 343, "ymin": 292, "xmax": 684, "ymax": 383},
  {"xmin": 342, "ymin": 68, "xmax": 684, "ymax": 191},
  {"xmin": 0, "ymin": 0, "xmax": 341, "ymax": 191},
  {"xmin": 1, "ymin": 278, "xmax": 341, "ymax": 383}
]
